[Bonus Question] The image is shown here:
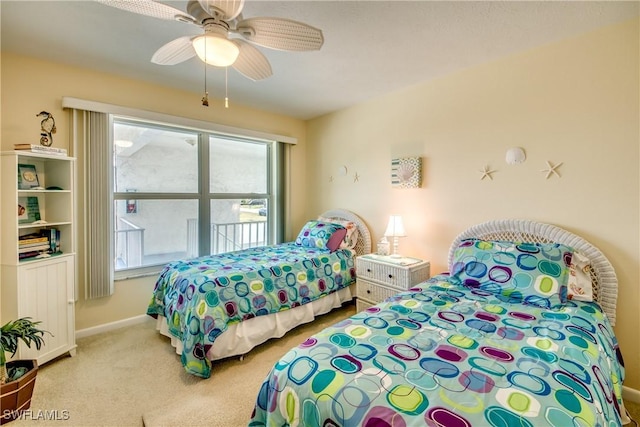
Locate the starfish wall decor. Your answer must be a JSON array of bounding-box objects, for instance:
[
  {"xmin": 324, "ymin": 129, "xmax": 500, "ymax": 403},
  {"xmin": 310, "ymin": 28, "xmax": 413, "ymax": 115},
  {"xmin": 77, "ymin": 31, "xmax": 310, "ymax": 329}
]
[
  {"xmin": 541, "ymin": 161, "xmax": 563, "ymax": 179},
  {"xmin": 479, "ymin": 165, "xmax": 497, "ymax": 181}
]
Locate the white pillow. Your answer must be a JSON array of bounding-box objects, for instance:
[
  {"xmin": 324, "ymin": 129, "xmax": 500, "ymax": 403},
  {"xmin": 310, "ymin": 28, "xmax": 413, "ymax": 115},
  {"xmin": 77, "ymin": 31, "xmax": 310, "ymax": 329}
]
[
  {"xmin": 567, "ymin": 251, "xmax": 593, "ymax": 302},
  {"xmin": 317, "ymin": 216, "xmax": 359, "ymax": 250}
]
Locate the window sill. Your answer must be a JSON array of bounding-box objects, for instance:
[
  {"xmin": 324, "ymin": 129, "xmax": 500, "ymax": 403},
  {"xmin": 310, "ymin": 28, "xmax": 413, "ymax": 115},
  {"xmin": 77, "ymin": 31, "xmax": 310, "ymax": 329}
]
[{"xmin": 114, "ymin": 266, "xmax": 164, "ymax": 281}]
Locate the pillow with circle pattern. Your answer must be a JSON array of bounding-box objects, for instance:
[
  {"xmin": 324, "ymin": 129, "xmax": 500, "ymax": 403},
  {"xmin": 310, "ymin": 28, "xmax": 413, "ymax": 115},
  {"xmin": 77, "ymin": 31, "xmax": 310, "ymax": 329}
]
[
  {"xmin": 295, "ymin": 221, "xmax": 347, "ymax": 251},
  {"xmin": 450, "ymin": 238, "xmax": 574, "ymax": 310}
]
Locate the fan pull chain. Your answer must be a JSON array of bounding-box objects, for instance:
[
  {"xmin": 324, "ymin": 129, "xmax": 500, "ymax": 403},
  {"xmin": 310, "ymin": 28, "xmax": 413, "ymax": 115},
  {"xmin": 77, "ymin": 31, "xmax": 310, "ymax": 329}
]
[
  {"xmin": 202, "ymin": 43, "xmax": 209, "ymax": 107},
  {"xmin": 225, "ymin": 67, "xmax": 229, "ymax": 109}
]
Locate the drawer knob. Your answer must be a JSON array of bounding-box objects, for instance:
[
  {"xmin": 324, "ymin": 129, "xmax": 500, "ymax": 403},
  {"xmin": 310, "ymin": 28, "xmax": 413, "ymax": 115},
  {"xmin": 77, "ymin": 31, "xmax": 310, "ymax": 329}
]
[
  {"xmin": 388, "ymin": 274, "xmax": 393, "ymax": 279},
  {"xmin": 367, "ymin": 268, "xmax": 371, "ymax": 273},
  {"xmin": 367, "ymin": 290, "xmax": 371, "ymax": 294}
]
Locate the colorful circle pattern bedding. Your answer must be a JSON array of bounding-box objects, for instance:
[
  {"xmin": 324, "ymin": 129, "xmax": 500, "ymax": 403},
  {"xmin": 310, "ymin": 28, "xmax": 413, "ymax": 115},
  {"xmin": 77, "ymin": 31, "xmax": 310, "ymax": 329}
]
[
  {"xmin": 250, "ymin": 276, "xmax": 625, "ymax": 426},
  {"xmin": 147, "ymin": 243, "xmax": 356, "ymax": 378},
  {"xmin": 449, "ymin": 239, "xmax": 573, "ymax": 310}
]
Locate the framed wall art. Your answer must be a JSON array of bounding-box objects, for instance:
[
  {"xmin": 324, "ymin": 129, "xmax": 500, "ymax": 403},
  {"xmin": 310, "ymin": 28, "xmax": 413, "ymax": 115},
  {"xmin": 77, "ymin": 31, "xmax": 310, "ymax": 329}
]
[
  {"xmin": 391, "ymin": 157, "xmax": 422, "ymax": 188},
  {"xmin": 18, "ymin": 196, "xmax": 41, "ymax": 224},
  {"xmin": 17, "ymin": 164, "xmax": 40, "ymax": 189}
]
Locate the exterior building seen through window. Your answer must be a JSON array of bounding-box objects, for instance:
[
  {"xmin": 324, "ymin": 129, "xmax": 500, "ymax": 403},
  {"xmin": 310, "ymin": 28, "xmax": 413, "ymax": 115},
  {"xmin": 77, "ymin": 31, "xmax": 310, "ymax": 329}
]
[{"xmin": 113, "ymin": 119, "xmax": 274, "ymax": 274}]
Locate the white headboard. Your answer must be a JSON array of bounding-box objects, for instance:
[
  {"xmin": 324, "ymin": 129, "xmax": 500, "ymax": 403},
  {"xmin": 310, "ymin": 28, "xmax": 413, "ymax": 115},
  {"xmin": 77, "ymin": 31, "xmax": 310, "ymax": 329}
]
[{"xmin": 448, "ymin": 219, "xmax": 618, "ymax": 325}]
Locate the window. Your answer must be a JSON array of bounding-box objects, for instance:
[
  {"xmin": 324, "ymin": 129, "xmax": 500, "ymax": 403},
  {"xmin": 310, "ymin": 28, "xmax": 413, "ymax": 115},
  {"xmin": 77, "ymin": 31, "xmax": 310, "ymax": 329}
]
[
  {"xmin": 113, "ymin": 118, "xmax": 277, "ymax": 277},
  {"xmin": 65, "ymin": 96, "xmax": 294, "ymax": 298}
]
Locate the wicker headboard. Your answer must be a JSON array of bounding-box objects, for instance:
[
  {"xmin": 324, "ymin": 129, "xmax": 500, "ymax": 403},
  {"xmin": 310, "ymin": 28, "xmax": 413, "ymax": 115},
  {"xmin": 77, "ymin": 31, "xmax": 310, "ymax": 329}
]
[
  {"xmin": 319, "ymin": 209, "xmax": 372, "ymax": 257},
  {"xmin": 448, "ymin": 219, "xmax": 618, "ymax": 326}
]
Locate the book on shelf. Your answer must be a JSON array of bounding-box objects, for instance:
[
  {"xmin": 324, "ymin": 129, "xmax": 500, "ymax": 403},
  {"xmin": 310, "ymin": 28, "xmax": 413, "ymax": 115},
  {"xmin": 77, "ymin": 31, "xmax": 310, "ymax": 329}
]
[
  {"xmin": 19, "ymin": 251, "xmax": 38, "ymax": 260},
  {"xmin": 18, "ymin": 235, "xmax": 49, "ymax": 245},
  {"xmin": 18, "ymin": 243, "xmax": 50, "ymax": 254},
  {"xmin": 47, "ymin": 228, "xmax": 61, "ymax": 253},
  {"xmin": 17, "ymin": 228, "xmax": 61, "ymax": 259},
  {"xmin": 19, "ymin": 240, "xmax": 50, "ymax": 249},
  {"xmin": 14, "ymin": 144, "xmax": 68, "ymax": 156},
  {"xmin": 19, "ymin": 250, "xmax": 49, "ymax": 260}
]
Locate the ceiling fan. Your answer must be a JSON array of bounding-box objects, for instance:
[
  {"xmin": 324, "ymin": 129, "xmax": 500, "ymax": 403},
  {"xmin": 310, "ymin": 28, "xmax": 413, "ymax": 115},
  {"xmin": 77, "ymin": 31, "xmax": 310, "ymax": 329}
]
[{"xmin": 96, "ymin": 0, "xmax": 324, "ymax": 81}]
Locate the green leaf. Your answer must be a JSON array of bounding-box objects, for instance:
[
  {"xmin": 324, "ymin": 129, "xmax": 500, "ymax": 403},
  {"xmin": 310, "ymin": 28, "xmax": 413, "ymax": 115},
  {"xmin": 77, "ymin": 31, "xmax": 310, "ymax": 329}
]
[{"xmin": 0, "ymin": 317, "xmax": 51, "ymax": 367}]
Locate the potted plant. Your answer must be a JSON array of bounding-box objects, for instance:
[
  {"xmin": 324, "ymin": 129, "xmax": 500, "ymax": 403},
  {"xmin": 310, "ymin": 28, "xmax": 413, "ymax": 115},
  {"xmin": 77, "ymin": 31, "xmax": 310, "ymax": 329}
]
[{"xmin": 0, "ymin": 318, "xmax": 49, "ymax": 425}]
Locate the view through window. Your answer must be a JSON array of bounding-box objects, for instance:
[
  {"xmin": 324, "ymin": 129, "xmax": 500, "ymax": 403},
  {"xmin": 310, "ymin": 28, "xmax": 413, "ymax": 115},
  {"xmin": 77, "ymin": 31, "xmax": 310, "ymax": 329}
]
[{"xmin": 113, "ymin": 119, "xmax": 273, "ymax": 273}]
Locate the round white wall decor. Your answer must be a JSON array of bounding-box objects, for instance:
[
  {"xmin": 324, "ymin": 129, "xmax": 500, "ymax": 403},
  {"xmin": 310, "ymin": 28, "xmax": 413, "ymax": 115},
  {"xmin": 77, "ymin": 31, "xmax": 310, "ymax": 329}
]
[{"xmin": 505, "ymin": 147, "xmax": 526, "ymax": 165}]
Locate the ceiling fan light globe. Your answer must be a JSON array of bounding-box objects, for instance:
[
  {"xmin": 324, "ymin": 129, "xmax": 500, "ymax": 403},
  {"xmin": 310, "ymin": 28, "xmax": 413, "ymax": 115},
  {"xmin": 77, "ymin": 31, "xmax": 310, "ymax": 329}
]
[{"xmin": 193, "ymin": 35, "xmax": 239, "ymax": 67}]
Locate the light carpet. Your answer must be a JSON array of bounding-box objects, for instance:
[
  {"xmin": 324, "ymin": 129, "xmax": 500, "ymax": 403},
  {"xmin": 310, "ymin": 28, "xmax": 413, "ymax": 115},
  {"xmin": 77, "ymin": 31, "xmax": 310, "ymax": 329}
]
[{"xmin": 9, "ymin": 304, "xmax": 356, "ymax": 427}]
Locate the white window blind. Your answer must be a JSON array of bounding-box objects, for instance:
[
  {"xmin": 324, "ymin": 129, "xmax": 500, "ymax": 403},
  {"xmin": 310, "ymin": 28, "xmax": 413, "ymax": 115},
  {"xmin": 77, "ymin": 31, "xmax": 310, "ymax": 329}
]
[{"xmin": 70, "ymin": 109, "xmax": 114, "ymax": 299}]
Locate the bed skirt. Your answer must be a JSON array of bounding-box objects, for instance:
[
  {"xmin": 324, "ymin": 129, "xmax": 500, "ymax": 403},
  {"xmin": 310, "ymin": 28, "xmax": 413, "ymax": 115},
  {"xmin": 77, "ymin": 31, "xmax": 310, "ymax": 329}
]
[{"xmin": 154, "ymin": 286, "xmax": 353, "ymax": 361}]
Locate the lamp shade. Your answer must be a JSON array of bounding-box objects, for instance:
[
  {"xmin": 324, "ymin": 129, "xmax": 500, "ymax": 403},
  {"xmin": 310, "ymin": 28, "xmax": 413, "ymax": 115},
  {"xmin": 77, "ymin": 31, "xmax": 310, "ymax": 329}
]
[
  {"xmin": 384, "ymin": 215, "xmax": 406, "ymax": 237},
  {"xmin": 192, "ymin": 34, "xmax": 239, "ymax": 67}
]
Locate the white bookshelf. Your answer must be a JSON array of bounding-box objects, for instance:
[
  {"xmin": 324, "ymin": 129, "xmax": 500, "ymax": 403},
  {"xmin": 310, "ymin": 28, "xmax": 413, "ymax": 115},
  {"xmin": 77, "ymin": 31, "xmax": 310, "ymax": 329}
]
[{"xmin": 1, "ymin": 151, "xmax": 77, "ymax": 364}]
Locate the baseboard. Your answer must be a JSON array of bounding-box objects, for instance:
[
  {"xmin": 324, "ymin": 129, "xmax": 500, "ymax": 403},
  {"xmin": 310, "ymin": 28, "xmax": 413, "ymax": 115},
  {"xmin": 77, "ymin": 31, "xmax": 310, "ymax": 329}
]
[
  {"xmin": 75, "ymin": 314, "xmax": 150, "ymax": 339},
  {"xmin": 623, "ymin": 386, "xmax": 640, "ymax": 403}
]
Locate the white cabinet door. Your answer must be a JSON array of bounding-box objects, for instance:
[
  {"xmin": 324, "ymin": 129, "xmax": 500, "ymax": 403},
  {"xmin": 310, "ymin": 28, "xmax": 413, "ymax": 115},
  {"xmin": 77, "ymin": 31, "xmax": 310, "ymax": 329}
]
[{"xmin": 17, "ymin": 255, "xmax": 76, "ymax": 364}]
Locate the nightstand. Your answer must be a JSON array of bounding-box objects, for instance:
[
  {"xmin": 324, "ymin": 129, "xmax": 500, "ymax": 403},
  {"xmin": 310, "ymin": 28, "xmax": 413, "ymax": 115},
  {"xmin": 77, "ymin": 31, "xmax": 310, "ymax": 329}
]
[{"xmin": 355, "ymin": 254, "xmax": 430, "ymax": 311}]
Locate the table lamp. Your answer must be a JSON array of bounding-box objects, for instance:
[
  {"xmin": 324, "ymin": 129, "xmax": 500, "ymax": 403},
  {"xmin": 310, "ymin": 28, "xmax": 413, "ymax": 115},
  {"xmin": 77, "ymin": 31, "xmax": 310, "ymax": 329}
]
[{"xmin": 384, "ymin": 215, "xmax": 406, "ymax": 257}]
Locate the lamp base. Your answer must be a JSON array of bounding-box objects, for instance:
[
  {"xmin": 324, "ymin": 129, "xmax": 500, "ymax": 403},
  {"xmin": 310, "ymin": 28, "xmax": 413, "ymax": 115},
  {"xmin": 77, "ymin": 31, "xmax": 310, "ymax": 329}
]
[{"xmin": 390, "ymin": 237, "xmax": 402, "ymax": 258}]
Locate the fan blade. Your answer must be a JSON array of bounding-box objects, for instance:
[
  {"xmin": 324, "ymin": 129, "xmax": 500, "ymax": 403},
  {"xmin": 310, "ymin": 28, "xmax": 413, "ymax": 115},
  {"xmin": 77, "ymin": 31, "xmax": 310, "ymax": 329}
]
[
  {"xmin": 96, "ymin": 0, "xmax": 195, "ymax": 22},
  {"xmin": 231, "ymin": 40, "xmax": 272, "ymax": 81},
  {"xmin": 151, "ymin": 36, "xmax": 196, "ymax": 65},
  {"xmin": 198, "ymin": 0, "xmax": 244, "ymax": 20},
  {"xmin": 236, "ymin": 17, "xmax": 323, "ymax": 51}
]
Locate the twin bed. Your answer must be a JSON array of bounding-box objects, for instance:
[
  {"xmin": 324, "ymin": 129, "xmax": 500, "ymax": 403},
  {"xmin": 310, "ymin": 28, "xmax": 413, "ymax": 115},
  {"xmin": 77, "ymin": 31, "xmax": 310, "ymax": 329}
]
[
  {"xmin": 147, "ymin": 209, "xmax": 371, "ymax": 378},
  {"xmin": 248, "ymin": 219, "xmax": 628, "ymax": 426}
]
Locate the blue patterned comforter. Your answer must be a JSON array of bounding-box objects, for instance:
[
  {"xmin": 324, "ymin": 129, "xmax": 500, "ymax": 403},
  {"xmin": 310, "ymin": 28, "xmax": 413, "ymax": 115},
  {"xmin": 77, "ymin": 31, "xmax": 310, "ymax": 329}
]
[
  {"xmin": 250, "ymin": 275, "xmax": 625, "ymax": 426},
  {"xmin": 147, "ymin": 243, "xmax": 356, "ymax": 378}
]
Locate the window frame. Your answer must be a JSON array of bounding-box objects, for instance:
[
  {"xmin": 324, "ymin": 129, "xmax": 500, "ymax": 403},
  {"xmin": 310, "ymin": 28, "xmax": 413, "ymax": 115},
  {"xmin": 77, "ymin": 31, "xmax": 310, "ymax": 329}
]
[{"xmin": 112, "ymin": 116, "xmax": 279, "ymax": 280}]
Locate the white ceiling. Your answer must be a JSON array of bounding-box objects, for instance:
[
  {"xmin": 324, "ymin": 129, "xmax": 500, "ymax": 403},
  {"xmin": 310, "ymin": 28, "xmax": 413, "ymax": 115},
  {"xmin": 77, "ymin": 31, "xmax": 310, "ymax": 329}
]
[{"xmin": 1, "ymin": 1, "xmax": 638, "ymax": 120}]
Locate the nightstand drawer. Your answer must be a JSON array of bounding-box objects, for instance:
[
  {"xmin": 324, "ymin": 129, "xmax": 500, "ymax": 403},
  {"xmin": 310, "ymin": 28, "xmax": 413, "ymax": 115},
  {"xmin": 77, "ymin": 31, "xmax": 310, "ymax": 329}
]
[
  {"xmin": 357, "ymin": 279, "xmax": 402, "ymax": 302},
  {"xmin": 357, "ymin": 257, "xmax": 430, "ymax": 291}
]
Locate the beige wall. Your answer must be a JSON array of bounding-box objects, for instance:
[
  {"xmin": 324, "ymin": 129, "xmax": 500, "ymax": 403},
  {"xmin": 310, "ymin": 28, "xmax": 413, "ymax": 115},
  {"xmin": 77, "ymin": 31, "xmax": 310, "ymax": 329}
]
[
  {"xmin": 2, "ymin": 18, "xmax": 638, "ymax": 389},
  {"xmin": 0, "ymin": 52, "xmax": 308, "ymax": 331},
  {"xmin": 306, "ymin": 18, "xmax": 640, "ymax": 388}
]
